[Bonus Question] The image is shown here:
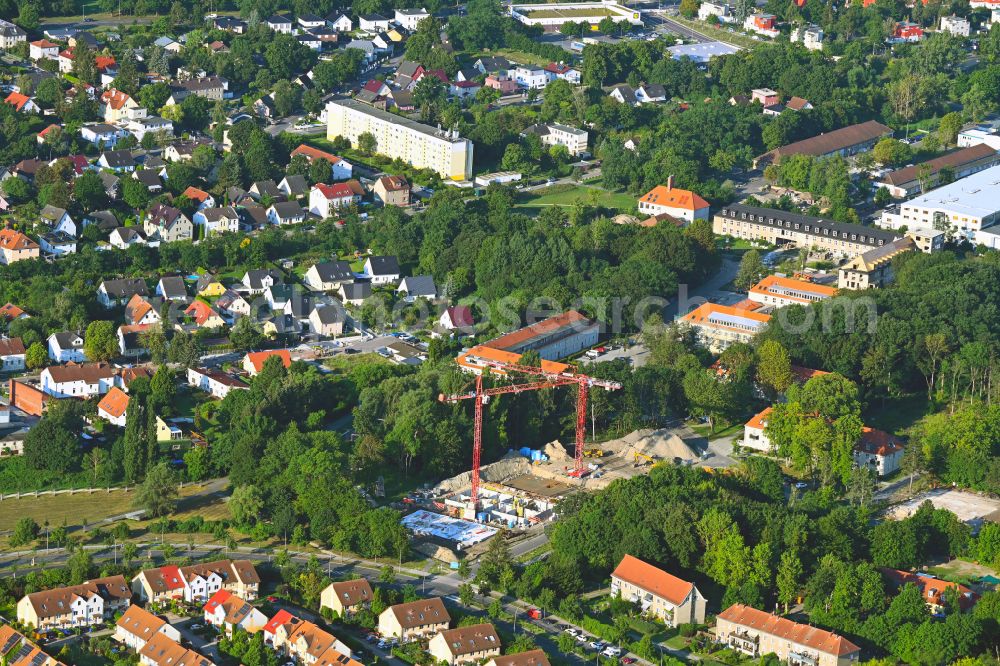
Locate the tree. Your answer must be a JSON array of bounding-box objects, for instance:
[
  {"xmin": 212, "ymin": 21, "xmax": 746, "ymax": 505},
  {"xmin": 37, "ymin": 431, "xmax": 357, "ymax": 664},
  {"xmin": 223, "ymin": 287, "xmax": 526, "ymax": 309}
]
[
  {"xmin": 872, "ymin": 138, "xmax": 911, "ymax": 167},
  {"xmin": 73, "ymin": 171, "xmax": 108, "ymax": 211},
  {"xmin": 10, "ymin": 517, "xmax": 39, "ymax": 548},
  {"xmin": 776, "ymin": 550, "xmax": 803, "ymax": 612},
  {"xmin": 134, "ymin": 462, "xmax": 179, "ymax": 517},
  {"xmin": 122, "ymin": 176, "xmax": 151, "ymax": 210},
  {"xmin": 230, "ymin": 316, "xmax": 264, "ymax": 351},
  {"xmin": 230, "ymin": 484, "xmax": 265, "ymax": 527},
  {"xmin": 756, "ymin": 339, "xmax": 792, "ymax": 399},
  {"xmin": 84, "ymin": 320, "xmax": 118, "ymax": 362},
  {"xmin": 184, "ymin": 446, "xmax": 211, "ymax": 482},
  {"xmin": 735, "ymin": 249, "xmax": 766, "ymax": 291},
  {"xmin": 679, "ymin": 0, "xmax": 699, "ymax": 17},
  {"xmin": 25, "ymin": 341, "xmax": 47, "ymax": 369},
  {"xmin": 23, "ymin": 415, "xmax": 80, "ymax": 473},
  {"xmin": 149, "ymin": 366, "xmax": 177, "ymax": 416},
  {"xmin": 72, "ymin": 43, "xmax": 97, "ymax": 85},
  {"xmin": 123, "ymin": 395, "xmax": 148, "ymax": 484},
  {"xmin": 358, "ymin": 132, "xmax": 377, "ymax": 155}
]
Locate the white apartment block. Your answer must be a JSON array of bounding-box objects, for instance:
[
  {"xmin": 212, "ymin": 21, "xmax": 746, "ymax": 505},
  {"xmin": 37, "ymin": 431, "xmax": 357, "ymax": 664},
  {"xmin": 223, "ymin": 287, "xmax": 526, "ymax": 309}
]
[
  {"xmin": 327, "ymin": 98, "xmax": 473, "ymax": 180},
  {"xmin": 510, "ymin": 65, "xmax": 548, "ymax": 89},
  {"xmin": 940, "ymin": 15, "xmax": 970, "ymax": 36},
  {"xmin": 523, "ymin": 123, "xmax": 589, "ymax": 156},
  {"xmin": 957, "ymin": 128, "xmax": 1000, "ymax": 151},
  {"xmin": 679, "ymin": 302, "xmax": 770, "ymax": 353},
  {"xmin": 791, "ymin": 24, "xmax": 824, "ymax": 50}
]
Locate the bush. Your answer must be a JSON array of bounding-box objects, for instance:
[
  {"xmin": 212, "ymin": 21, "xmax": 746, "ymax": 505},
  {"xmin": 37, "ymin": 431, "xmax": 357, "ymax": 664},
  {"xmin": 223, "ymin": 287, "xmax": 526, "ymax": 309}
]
[{"xmin": 678, "ymin": 623, "xmax": 696, "ymax": 638}]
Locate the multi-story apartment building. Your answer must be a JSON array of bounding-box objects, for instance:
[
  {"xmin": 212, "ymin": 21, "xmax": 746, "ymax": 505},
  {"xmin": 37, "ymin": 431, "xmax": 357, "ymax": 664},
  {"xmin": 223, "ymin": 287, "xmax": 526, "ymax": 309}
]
[
  {"xmin": 716, "ymin": 604, "xmax": 861, "ymax": 666},
  {"xmin": 611, "ymin": 555, "xmax": 706, "ymax": 627},
  {"xmin": 879, "ymin": 144, "xmax": 999, "ymax": 198},
  {"xmin": 17, "ymin": 576, "xmax": 132, "ymax": 630},
  {"xmin": 326, "ymin": 98, "xmax": 473, "ymax": 180},
  {"xmin": 713, "ymin": 204, "xmax": 902, "ymax": 259},
  {"xmin": 747, "ymin": 275, "xmax": 837, "ymax": 308},
  {"xmin": 880, "ymin": 164, "xmax": 1000, "ymax": 243},
  {"xmin": 521, "ymin": 123, "xmax": 589, "ymax": 156},
  {"xmin": 679, "ymin": 302, "xmax": 770, "ymax": 353},
  {"xmin": 837, "ymin": 236, "xmax": 916, "ymax": 290},
  {"xmin": 457, "ymin": 310, "xmax": 598, "ymax": 373}
]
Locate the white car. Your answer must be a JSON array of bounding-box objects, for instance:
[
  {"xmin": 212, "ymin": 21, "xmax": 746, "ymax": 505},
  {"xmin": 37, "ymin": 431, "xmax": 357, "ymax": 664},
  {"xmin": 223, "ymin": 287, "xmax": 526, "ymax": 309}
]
[
  {"xmin": 603, "ymin": 646, "xmax": 623, "ymax": 658},
  {"xmin": 575, "ymin": 634, "xmax": 588, "ymax": 643},
  {"xmin": 564, "ymin": 628, "xmax": 579, "ymax": 637}
]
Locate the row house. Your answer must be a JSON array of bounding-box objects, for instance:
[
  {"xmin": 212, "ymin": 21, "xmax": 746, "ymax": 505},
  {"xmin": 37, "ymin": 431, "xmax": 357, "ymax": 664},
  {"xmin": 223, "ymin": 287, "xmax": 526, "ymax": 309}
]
[
  {"xmin": 139, "ymin": 632, "xmax": 216, "ymax": 666},
  {"xmin": 0, "ymin": 625, "xmax": 65, "ymax": 666},
  {"xmin": 114, "ymin": 604, "xmax": 182, "ymax": 651},
  {"xmin": 428, "ymin": 624, "xmax": 501, "ymax": 666},
  {"xmin": 17, "ymin": 576, "xmax": 131, "ymax": 630},
  {"xmin": 131, "ymin": 560, "xmax": 260, "ymax": 604},
  {"xmin": 716, "ymin": 604, "xmax": 860, "ymax": 666},
  {"xmin": 378, "ymin": 598, "xmax": 451, "ymax": 642},
  {"xmin": 203, "ymin": 590, "xmax": 267, "ymax": 635},
  {"xmin": 319, "ymin": 578, "xmax": 373, "ymax": 618}
]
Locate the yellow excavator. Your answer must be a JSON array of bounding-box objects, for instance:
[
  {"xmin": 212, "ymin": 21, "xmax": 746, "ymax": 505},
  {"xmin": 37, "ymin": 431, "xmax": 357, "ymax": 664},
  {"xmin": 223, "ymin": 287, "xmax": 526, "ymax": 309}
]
[
  {"xmin": 584, "ymin": 448, "xmax": 604, "ymax": 458},
  {"xmin": 633, "ymin": 452, "xmax": 655, "ymax": 466}
]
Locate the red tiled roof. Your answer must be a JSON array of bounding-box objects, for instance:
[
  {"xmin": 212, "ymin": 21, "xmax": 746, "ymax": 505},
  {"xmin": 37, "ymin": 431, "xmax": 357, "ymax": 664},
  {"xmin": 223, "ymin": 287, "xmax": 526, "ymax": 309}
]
[
  {"xmin": 879, "ymin": 569, "xmax": 979, "ymax": 611},
  {"xmin": 0, "ymin": 303, "xmax": 26, "ymax": 321},
  {"xmin": 612, "ymin": 554, "xmax": 695, "ymax": 606},
  {"xmin": 203, "ymin": 589, "xmax": 232, "ymax": 614},
  {"xmin": 0, "ymin": 337, "xmax": 25, "ymax": 356},
  {"xmin": 315, "ymin": 182, "xmax": 354, "ymax": 199},
  {"xmin": 96, "ymin": 55, "xmax": 116, "ymax": 72},
  {"xmin": 4, "ymin": 92, "xmax": 32, "ymax": 112},
  {"xmin": 0, "ymin": 228, "xmax": 40, "ymax": 251},
  {"xmin": 182, "ymin": 186, "xmax": 211, "ymax": 203},
  {"xmin": 245, "ymin": 349, "xmax": 292, "ymax": 373},
  {"xmin": 745, "ymin": 407, "xmax": 772, "ymax": 431},
  {"xmin": 31, "ymin": 39, "xmax": 58, "ymax": 48},
  {"xmin": 639, "ymin": 184, "xmax": 709, "ymax": 212},
  {"xmin": 264, "ymin": 609, "xmax": 296, "ymax": 635},
  {"xmin": 484, "ymin": 310, "xmax": 592, "ymax": 353},
  {"xmin": 291, "ymin": 144, "xmax": 344, "ymax": 165},
  {"xmin": 100, "ymin": 89, "xmax": 133, "ymax": 110},
  {"xmin": 185, "ymin": 299, "xmax": 221, "ymax": 326},
  {"xmin": 856, "ymin": 427, "xmax": 903, "ymax": 456},
  {"xmin": 98, "ymin": 386, "xmax": 130, "ymax": 419},
  {"xmin": 790, "ymin": 365, "xmax": 829, "ymax": 384},
  {"xmin": 718, "ymin": 604, "xmax": 860, "ymax": 657}
]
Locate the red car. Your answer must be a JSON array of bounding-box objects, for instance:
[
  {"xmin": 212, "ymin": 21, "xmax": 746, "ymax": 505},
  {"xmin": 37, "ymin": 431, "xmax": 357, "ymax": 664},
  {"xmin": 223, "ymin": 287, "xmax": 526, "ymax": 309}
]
[
  {"xmin": 267, "ymin": 596, "xmax": 278, "ymax": 602},
  {"xmin": 621, "ymin": 658, "xmax": 637, "ymax": 664}
]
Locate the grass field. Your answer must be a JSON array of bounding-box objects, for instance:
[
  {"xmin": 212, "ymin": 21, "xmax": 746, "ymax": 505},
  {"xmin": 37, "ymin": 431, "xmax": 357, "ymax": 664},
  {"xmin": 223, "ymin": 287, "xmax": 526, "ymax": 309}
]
[{"xmin": 514, "ymin": 185, "xmax": 636, "ymax": 213}]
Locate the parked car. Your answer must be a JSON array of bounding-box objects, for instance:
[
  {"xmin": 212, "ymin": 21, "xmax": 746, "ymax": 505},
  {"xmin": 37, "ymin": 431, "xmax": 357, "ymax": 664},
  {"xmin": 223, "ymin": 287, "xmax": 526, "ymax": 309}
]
[
  {"xmin": 575, "ymin": 634, "xmax": 588, "ymax": 643},
  {"xmin": 621, "ymin": 657, "xmax": 637, "ymax": 664},
  {"xmin": 603, "ymin": 646, "xmax": 623, "ymax": 658},
  {"xmin": 564, "ymin": 628, "xmax": 579, "ymax": 636},
  {"xmin": 590, "ymin": 640, "xmax": 606, "ymax": 650}
]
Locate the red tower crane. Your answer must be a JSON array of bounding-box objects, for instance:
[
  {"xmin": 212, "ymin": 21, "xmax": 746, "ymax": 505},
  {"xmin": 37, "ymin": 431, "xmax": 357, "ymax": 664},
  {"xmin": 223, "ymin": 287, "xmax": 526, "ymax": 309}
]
[{"xmin": 439, "ymin": 358, "xmax": 622, "ymax": 509}]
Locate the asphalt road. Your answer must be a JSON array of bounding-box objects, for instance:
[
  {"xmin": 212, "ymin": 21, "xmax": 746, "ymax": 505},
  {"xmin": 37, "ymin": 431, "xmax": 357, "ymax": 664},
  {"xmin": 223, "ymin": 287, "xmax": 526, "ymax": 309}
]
[{"xmin": 648, "ymin": 13, "xmax": 712, "ymax": 43}]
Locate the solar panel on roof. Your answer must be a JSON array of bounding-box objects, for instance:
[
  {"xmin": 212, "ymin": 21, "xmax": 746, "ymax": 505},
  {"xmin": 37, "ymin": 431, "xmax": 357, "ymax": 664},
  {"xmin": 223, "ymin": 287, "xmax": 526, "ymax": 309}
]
[
  {"xmin": 1, "ymin": 634, "xmax": 21, "ymax": 655},
  {"xmin": 30, "ymin": 651, "xmax": 49, "ymax": 666},
  {"xmin": 12, "ymin": 644, "xmax": 32, "ymax": 662}
]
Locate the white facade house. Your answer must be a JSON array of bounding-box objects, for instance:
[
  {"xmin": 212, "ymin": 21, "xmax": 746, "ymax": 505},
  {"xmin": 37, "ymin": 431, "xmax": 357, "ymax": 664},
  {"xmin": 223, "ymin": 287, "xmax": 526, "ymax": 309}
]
[
  {"xmin": 40, "ymin": 364, "xmax": 117, "ymax": 398},
  {"xmin": 114, "ymin": 605, "xmax": 181, "ymax": 651},
  {"xmin": 791, "ymin": 24, "xmax": 824, "ymax": 50},
  {"xmin": 310, "ymin": 183, "xmax": 357, "ymax": 218},
  {"xmin": 328, "ymin": 13, "xmax": 353, "ymax": 31},
  {"xmin": 187, "ymin": 366, "xmax": 248, "ymax": 398},
  {"xmin": 359, "ymin": 14, "xmax": 391, "ymax": 31},
  {"xmin": 47, "ymin": 331, "xmax": 86, "ymax": 362},
  {"xmin": 193, "ymin": 206, "xmax": 241, "ymax": 235},
  {"xmin": 364, "ymin": 256, "xmax": 401, "ymax": 285},
  {"xmin": 395, "ymin": 7, "xmax": 429, "ymax": 30},
  {"xmin": 742, "ymin": 408, "xmax": 772, "ymax": 453},
  {"xmin": 511, "ymin": 65, "xmax": 548, "ymax": 89},
  {"xmin": 853, "ymin": 428, "xmax": 904, "ymax": 476},
  {"xmin": 698, "ymin": 1, "xmax": 732, "ymax": 22},
  {"xmin": 611, "ymin": 555, "xmax": 706, "ymax": 627},
  {"xmin": 0, "ymin": 337, "xmax": 26, "ymax": 372},
  {"xmin": 521, "ymin": 123, "xmax": 589, "ymax": 156},
  {"xmin": 940, "ymin": 15, "xmax": 970, "ymax": 36}
]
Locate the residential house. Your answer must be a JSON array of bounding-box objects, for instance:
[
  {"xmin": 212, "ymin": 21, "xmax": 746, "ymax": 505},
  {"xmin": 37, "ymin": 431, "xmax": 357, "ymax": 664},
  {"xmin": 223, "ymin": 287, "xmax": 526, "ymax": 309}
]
[
  {"xmin": 197, "ymin": 274, "xmax": 226, "ymax": 297},
  {"xmin": 742, "ymin": 407, "xmax": 772, "ymax": 453},
  {"xmin": 853, "ymin": 427, "xmax": 904, "ymax": 476},
  {"xmin": 138, "ymin": 632, "xmax": 217, "ymax": 666},
  {"xmin": 4, "ymin": 92, "xmax": 39, "ymax": 113},
  {"xmin": 486, "ymin": 651, "xmax": 550, "ymax": 666},
  {"xmin": 193, "ymin": 206, "xmax": 241, "ymax": 236},
  {"xmin": 184, "ymin": 300, "xmax": 225, "ymax": 329},
  {"xmin": 156, "ymin": 276, "xmax": 188, "ymax": 301},
  {"xmin": 133, "ymin": 169, "xmax": 163, "ymax": 193},
  {"xmin": 265, "ymin": 14, "xmax": 294, "ymax": 32},
  {"xmin": 109, "ymin": 226, "xmax": 148, "ymax": 250},
  {"xmin": 327, "ymin": 13, "xmax": 353, "ymax": 31},
  {"xmin": 297, "ymin": 13, "xmax": 326, "ymax": 29},
  {"xmin": 174, "ymin": 76, "xmax": 227, "ymax": 101},
  {"xmin": 791, "ymin": 24, "xmax": 824, "ymax": 50},
  {"xmin": 474, "ymin": 56, "xmax": 511, "ymax": 75},
  {"xmin": 0, "ymin": 627, "xmax": 60, "ymax": 666},
  {"xmin": 544, "ymin": 62, "xmax": 580, "ymax": 85},
  {"xmin": 892, "ymin": 21, "xmax": 923, "ymax": 42},
  {"xmin": 124, "ymin": 293, "xmax": 162, "ymax": 326},
  {"xmin": 98, "ymin": 278, "xmax": 148, "ymax": 308},
  {"xmin": 395, "ymin": 7, "xmax": 429, "ymax": 29},
  {"xmin": 786, "ymin": 96, "xmax": 813, "ymax": 112},
  {"xmin": 305, "ymin": 261, "xmax": 355, "ymax": 291},
  {"xmin": 484, "ymin": 74, "xmax": 519, "ymax": 94},
  {"xmin": 359, "ymin": 14, "xmax": 391, "ymax": 31},
  {"xmin": 47, "ymin": 331, "xmax": 86, "ymax": 363},
  {"xmin": 428, "ymin": 624, "xmax": 501, "ymax": 666},
  {"xmin": 187, "ymin": 366, "xmax": 248, "ymax": 398},
  {"xmin": 339, "ymin": 282, "xmax": 372, "ymax": 306},
  {"xmin": 182, "ymin": 186, "xmax": 215, "ymax": 210},
  {"xmin": 0, "ymin": 337, "xmax": 26, "ymax": 372},
  {"xmin": 164, "ymin": 140, "xmax": 213, "ymax": 163},
  {"xmin": 838, "ymin": 237, "xmax": 916, "ymax": 290},
  {"xmin": 715, "ymin": 604, "xmax": 861, "ymax": 666},
  {"xmin": 309, "ymin": 304, "xmax": 346, "ymax": 337},
  {"xmin": 250, "ymin": 179, "xmax": 283, "ymax": 201},
  {"xmin": 96, "ymin": 386, "xmax": 130, "ymax": 427},
  {"xmin": 0, "ymin": 228, "xmax": 40, "ymax": 265},
  {"xmin": 214, "ymin": 16, "xmax": 248, "ymax": 32},
  {"xmin": 267, "ymin": 201, "xmax": 306, "ymax": 225},
  {"xmin": 155, "ymin": 416, "xmax": 183, "ymax": 442},
  {"xmin": 17, "ymin": 576, "xmax": 131, "ymax": 630},
  {"xmin": 450, "ymin": 79, "xmax": 482, "ymax": 99},
  {"xmin": 378, "ymin": 598, "xmax": 451, "ymax": 642},
  {"xmin": 521, "ymin": 123, "xmax": 588, "ymax": 156},
  {"xmin": 265, "ymin": 284, "xmax": 294, "ymax": 310},
  {"xmin": 203, "ymin": 590, "xmax": 267, "ymax": 635},
  {"xmin": 755, "ymin": 120, "xmax": 893, "ymax": 167},
  {"xmin": 243, "ymin": 349, "xmax": 292, "ymax": 376},
  {"xmin": 283, "ymin": 620, "xmax": 353, "ymax": 664},
  {"xmin": 439, "ymin": 305, "xmax": 474, "ymax": 333},
  {"xmin": 242, "ymin": 269, "xmax": 283, "ymax": 295},
  {"xmin": 637, "ymin": 178, "xmax": 710, "ymax": 223},
  {"xmin": 373, "ymin": 175, "xmax": 410, "ymax": 206},
  {"xmin": 153, "ymin": 36, "xmax": 181, "ymax": 52},
  {"xmin": 82, "ymin": 124, "xmax": 130, "ymax": 148},
  {"xmin": 941, "ymin": 15, "xmax": 971, "ymax": 36},
  {"xmin": 0, "ymin": 302, "xmax": 29, "ymax": 323},
  {"xmin": 215, "ymin": 289, "xmax": 252, "ymax": 318},
  {"xmin": 290, "ymin": 144, "xmax": 353, "ymax": 180},
  {"xmin": 397, "ymin": 275, "xmax": 436, "ymax": 302},
  {"xmin": 101, "ymin": 89, "xmax": 146, "ymax": 123},
  {"xmin": 114, "ymin": 605, "xmax": 181, "ymax": 651},
  {"xmin": 363, "ymin": 255, "xmax": 401, "ymax": 285},
  {"xmin": 744, "ymin": 13, "xmax": 779, "ymax": 37},
  {"xmin": 611, "ymin": 555, "xmax": 706, "ymax": 627},
  {"xmin": 97, "ymin": 149, "xmax": 137, "ymax": 172},
  {"xmin": 29, "ymin": 39, "xmax": 59, "ymax": 60},
  {"xmin": 131, "ymin": 560, "xmax": 260, "ymax": 604},
  {"xmin": 0, "ymin": 19, "xmax": 27, "ymax": 49},
  {"xmin": 511, "ymin": 65, "xmax": 548, "ymax": 89},
  {"xmin": 117, "ymin": 324, "xmax": 151, "ymax": 358},
  {"xmin": 310, "ymin": 182, "xmax": 358, "ymax": 218},
  {"xmin": 880, "ymin": 569, "xmax": 978, "ymax": 614},
  {"xmin": 143, "ymin": 203, "xmax": 193, "ymax": 243},
  {"xmin": 278, "ymin": 175, "xmax": 309, "ymax": 199},
  {"xmin": 320, "ymin": 579, "xmax": 373, "ymax": 618},
  {"xmin": 39, "ymin": 231, "xmax": 76, "ymax": 256}
]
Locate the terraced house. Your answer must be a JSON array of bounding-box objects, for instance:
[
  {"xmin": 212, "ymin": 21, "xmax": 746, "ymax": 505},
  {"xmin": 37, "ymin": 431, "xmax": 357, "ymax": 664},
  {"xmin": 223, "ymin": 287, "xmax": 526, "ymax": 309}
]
[
  {"xmin": 131, "ymin": 560, "xmax": 260, "ymax": 604},
  {"xmin": 428, "ymin": 623, "xmax": 501, "ymax": 665},
  {"xmin": 378, "ymin": 598, "xmax": 451, "ymax": 642},
  {"xmin": 716, "ymin": 604, "xmax": 861, "ymax": 666},
  {"xmin": 0, "ymin": 625, "xmax": 65, "ymax": 666},
  {"xmin": 17, "ymin": 576, "xmax": 131, "ymax": 630}
]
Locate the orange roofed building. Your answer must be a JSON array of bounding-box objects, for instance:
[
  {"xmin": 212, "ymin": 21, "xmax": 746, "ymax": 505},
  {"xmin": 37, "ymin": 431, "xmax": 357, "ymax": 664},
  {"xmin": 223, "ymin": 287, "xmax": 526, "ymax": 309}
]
[
  {"xmin": 879, "ymin": 569, "xmax": 979, "ymax": 614},
  {"xmin": 748, "ymin": 275, "xmax": 838, "ymax": 309},
  {"xmin": 611, "ymin": 554, "xmax": 706, "ymax": 627},
  {"xmin": 242, "ymin": 349, "xmax": 292, "ymax": 376},
  {"xmin": 679, "ymin": 302, "xmax": 770, "ymax": 353},
  {"xmin": 716, "ymin": 604, "xmax": 860, "ymax": 666},
  {"xmin": 456, "ymin": 310, "xmax": 598, "ymax": 375},
  {"xmin": 0, "ymin": 228, "xmax": 40, "ymax": 265},
  {"xmin": 637, "ymin": 177, "xmax": 710, "ymax": 224}
]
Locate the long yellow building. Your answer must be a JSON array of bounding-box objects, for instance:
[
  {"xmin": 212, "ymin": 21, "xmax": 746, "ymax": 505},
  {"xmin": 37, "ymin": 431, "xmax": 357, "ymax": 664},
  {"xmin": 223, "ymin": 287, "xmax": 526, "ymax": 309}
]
[{"xmin": 326, "ymin": 98, "xmax": 473, "ymax": 181}]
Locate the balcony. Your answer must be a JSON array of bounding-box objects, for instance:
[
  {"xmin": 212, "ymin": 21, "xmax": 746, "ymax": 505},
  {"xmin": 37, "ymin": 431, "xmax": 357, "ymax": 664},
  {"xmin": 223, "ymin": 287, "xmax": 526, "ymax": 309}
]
[
  {"xmin": 789, "ymin": 650, "xmax": 819, "ymax": 666},
  {"xmin": 726, "ymin": 632, "xmax": 758, "ymax": 657}
]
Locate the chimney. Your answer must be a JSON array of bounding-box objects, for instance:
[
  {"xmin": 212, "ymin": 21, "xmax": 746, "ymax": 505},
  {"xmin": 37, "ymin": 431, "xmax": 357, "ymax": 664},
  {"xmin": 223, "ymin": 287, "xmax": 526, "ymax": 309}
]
[{"xmin": 667, "ymin": 175, "xmax": 674, "ymax": 191}]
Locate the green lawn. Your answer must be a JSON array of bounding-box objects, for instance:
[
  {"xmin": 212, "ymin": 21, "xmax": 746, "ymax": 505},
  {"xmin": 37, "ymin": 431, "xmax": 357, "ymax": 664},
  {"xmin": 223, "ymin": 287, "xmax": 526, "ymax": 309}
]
[{"xmin": 515, "ymin": 185, "xmax": 636, "ymax": 213}]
